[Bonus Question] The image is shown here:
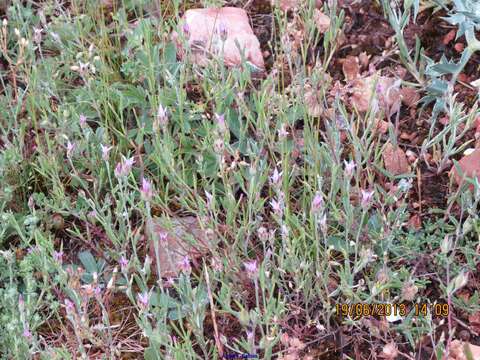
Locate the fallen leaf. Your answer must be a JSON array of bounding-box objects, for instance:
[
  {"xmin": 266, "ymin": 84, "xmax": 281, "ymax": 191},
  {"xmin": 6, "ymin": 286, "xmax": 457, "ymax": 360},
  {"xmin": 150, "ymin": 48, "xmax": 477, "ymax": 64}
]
[
  {"xmin": 407, "ymin": 214, "xmax": 422, "ymax": 231},
  {"xmin": 342, "ymin": 55, "xmax": 360, "ymax": 81},
  {"xmin": 350, "ymin": 75, "xmax": 401, "ymax": 116},
  {"xmin": 174, "ymin": 7, "xmax": 264, "ymax": 70},
  {"xmin": 304, "ymin": 84, "xmax": 322, "ymax": 117},
  {"xmin": 383, "ymin": 143, "xmax": 410, "ymax": 175},
  {"xmin": 313, "ymin": 9, "xmax": 331, "ymax": 33},
  {"xmin": 448, "ymin": 340, "xmax": 480, "ymax": 360},
  {"xmin": 147, "ymin": 216, "xmax": 213, "ymax": 277},
  {"xmin": 400, "ymin": 87, "xmax": 419, "ymax": 107}
]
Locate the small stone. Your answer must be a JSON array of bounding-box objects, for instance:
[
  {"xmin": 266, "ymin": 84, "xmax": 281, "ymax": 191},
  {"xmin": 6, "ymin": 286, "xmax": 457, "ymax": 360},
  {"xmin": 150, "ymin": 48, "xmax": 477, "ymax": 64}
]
[{"xmin": 313, "ymin": 9, "xmax": 330, "ymax": 34}]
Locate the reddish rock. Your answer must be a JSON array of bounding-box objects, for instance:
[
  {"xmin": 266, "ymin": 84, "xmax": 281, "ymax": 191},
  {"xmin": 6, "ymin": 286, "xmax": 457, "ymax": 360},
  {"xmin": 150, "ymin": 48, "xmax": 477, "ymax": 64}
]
[
  {"xmin": 174, "ymin": 7, "xmax": 264, "ymax": 71},
  {"xmin": 452, "ymin": 148, "xmax": 480, "ymax": 186}
]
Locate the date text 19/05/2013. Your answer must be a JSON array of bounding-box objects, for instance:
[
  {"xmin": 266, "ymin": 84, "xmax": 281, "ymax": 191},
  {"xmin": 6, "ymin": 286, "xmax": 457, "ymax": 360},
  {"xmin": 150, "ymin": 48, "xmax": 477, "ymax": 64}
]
[{"xmin": 335, "ymin": 303, "xmax": 449, "ymax": 318}]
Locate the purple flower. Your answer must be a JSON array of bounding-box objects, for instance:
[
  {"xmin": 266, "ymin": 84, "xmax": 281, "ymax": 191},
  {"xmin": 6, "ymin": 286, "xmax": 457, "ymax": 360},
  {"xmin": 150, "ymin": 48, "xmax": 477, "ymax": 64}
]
[
  {"xmin": 79, "ymin": 114, "xmax": 87, "ymax": 128},
  {"xmin": 244, "ymin": 260, "xmax": 258, "ymax": 278},
  {"xmin": 311, "ymin": 192, "xmax": 324, "ymax": 214},
  {"xmin": 360, "ymin": 189, "xmax": 374, "ymax": 208},
  {"xmin": 100, "ymin": 144, "xmax": 112, "ymax": 161},
  {"xmin": 140, "ymin": 177, "xmax": 154, "ymax": 201},
  {"xmin": 344, "ymin": 159, "xmax": 356, "ymax": 177},
  {"xmin": 137, "ymin": 292, "xmax": 149, "ymax": 308},
  {"xmin": 270, "ymin": 168, "xmax": 282, "ymax": 186},
  {"xmin": 53, "ymin": 250, "xmax": 64, "ymax": 264}
]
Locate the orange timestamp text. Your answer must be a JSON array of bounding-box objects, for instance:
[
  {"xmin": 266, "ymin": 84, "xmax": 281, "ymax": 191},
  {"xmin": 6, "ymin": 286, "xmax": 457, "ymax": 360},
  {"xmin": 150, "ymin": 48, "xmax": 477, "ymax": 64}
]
[{"xmin": 335, "ymin": 303, "xmax": 449, "ymax": 318}]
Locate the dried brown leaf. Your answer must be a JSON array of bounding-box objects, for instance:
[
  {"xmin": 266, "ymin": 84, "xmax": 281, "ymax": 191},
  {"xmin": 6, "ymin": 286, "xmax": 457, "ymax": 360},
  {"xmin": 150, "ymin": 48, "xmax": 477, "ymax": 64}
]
[
  {"xmin": 342, "ymin": 55, "xmax": 360, "ymax": 81},
  {"xmin": 383, "ymin": 143, "xmax": 410, "ymax": 175}
]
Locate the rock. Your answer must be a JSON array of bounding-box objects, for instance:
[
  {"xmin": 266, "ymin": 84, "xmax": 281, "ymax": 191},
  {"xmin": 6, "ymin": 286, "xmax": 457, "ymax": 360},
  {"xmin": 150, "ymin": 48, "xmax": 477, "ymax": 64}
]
[
  {"xmin": 452, "ymin": 148, "xmax": 480, "ymax": 186},
  {"xmin": 313, "ymin": 9, "xmax": 331, "ymax": 33},
  {"xmin": 174, "ymin": 7, "xmax": 264, "ymax": 71},
  {"xmin": 448, "ymin": 340, "xmax": 480, "ymax": 360},
  {"xmin": 383, "ymin": 143, "xmax": 410, "ymax": 175},
  {"xmin": 147, "ymin": 216, "xmax": 212, "ymax": 277}
]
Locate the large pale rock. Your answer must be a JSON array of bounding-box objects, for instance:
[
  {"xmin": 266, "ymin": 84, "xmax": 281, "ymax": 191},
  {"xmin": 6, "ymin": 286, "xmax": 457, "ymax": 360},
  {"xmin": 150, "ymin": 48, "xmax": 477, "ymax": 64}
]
[
  {"xmin": 452, "ymin": 148, "xmax": 480, "ymax": 186},
  {"xmin": 175, "ymin": 7, "xmax": 265, "ymax": 71},
  {"xmin": 147, "ymin": 216, "xmax": 211, "ymax": 277}
]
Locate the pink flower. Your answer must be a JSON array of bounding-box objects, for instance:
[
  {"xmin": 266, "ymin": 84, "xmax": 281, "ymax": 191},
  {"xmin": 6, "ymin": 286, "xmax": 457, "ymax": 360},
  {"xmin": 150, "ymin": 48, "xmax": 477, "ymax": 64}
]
[
  {"xmin": 79, "ymin": 114, "xmax": 87, "ymax": 128},
  {"xmin": 215, "ymin": 113, "xmax": 227, "ymax": 134},
  {"xmin": 64, "ymin": 299, "xmax": 75, "ymax": 312},
  {"xmin": 137, "ymin": 292, "xmax": 149, "ymax": 308},
  {"xmin": 311, "ymin": 192, "xmax": 324, "ymax": 214},
  {"xmin": 159, "ymin": 231, "xmax": 168, "ymax": 243},
  {"xmin": 278, "ymin": 124, "xmax": 289, "ymax": 139},
  {"xmin": 244, "ymin": 260, "xmax": 258, "ymax": 278},
  {"xmin": 114, "ymin": 156, "xmax": 135, "ymax": 178},
  {"xmin": 178, "ymin": 256, "xmax": 191, "ymax": 273},
  {"xmin": 344, "ymin": 159, "xmax": 356, "ymax": 177},
  {"xmin": 140, "ymin": 177, "xmax": 154, "ymax": 201},
  {"xmin": 23, "ymin": 327, "xmax": 32, "ymax": 340},
  {"xmin": 155, "ymin": 104, "xmax": 169, "ymax": 130},
  {"xmin": 100, "ymin": 144, "xmax": 112, "ymax": 161},
  {"xmin": 66, "ymin": 141, "xmax": 75, "ymax": 158},
  {"xmin": 361, "ymin": 189, "xmax": 374, "ymax": 208},
  {"xmin": 182, "ymin": 23, "xmax": 190, "ymax": 39},
  {"xmin": 270, "ymin": 168, "xmax": 282, "ymax": 186},
  {"xmin": 119, "ymin": 256, "xmax": 128, "ymax": 271},
  {"xmin": 53, "ymin": 250, "xmax": 63, "ymax": 263},
  {"xmin": 270, "ymin": 197, "xmax": 284, "ymax": 218}
]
